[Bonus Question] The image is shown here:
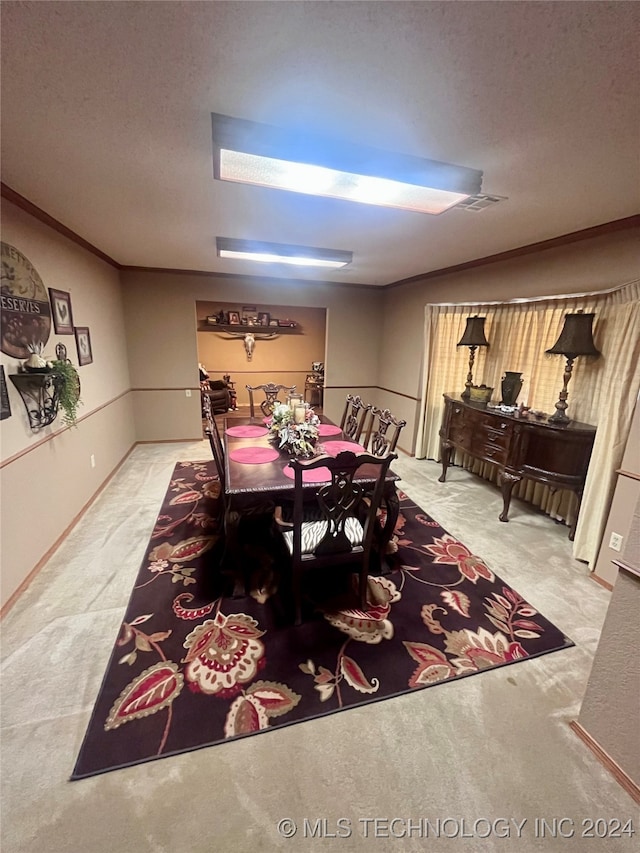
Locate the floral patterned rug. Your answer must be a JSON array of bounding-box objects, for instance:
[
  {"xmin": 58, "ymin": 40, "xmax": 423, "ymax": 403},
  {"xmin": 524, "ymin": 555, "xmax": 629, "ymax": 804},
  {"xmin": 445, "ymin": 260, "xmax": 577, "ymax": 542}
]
[{"xmin": 71, "ymin": 460, "xmax": 573, "ymax": 779}]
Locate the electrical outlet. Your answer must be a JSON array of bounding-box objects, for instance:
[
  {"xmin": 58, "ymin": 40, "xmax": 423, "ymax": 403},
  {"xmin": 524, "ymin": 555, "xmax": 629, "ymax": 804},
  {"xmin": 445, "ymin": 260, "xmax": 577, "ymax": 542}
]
[
  {"xmin": 185, "ymin": 389, "xmax": 192, "ymax": 398},
  {"xmin": 90, "ymin": 454, "xmax": 96, "ymax": 469},
  {"xmin": 609, "ymin": 532, "xmax": 623, "ymax": 552}
]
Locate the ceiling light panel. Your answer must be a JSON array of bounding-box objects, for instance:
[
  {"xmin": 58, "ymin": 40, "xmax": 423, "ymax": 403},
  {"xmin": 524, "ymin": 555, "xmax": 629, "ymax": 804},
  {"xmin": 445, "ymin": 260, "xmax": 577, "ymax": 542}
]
[
  {"xmin": 212, "ymin": 114, "xmax": 482, "ymax": 214},
  {"xmin": 216, "ymin": 237, "xmax": 352, "ymax": 269}
]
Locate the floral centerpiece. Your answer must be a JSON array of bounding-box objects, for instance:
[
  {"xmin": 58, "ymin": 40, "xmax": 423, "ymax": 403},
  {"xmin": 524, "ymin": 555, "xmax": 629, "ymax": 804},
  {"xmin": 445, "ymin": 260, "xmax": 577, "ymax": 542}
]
[{"xmin": 269, "ymin": 402, "xmax": 320, "ymax": 458}]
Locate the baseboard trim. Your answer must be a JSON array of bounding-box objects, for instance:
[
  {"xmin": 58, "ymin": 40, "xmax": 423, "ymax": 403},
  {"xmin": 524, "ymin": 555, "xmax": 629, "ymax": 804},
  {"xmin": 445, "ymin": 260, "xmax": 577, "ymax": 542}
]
[
  {"xmin": 590, "ymin": 572, "xmax": 614, "ymax": 591},
  {"xmin": 569, "ymin": 721, "xmax": 640, "ymax": 805},
  {"xmin": 0, "ymin": 443, "xmax": 136, "ymax": 618}
]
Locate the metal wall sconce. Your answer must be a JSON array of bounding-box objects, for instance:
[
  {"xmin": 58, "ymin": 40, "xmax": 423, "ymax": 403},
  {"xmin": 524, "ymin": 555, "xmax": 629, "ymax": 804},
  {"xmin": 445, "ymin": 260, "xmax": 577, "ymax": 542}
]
[
  {"xmin": 9, "ymin": 372, "xmax": 61, "ymax": 431},
  {"xmin": 545, "ymin": 311, "xmax": 600, "ymax": 424},
  {"xmin": 457, "ymin": 315, "xmax": 490, "ymax": 399}
]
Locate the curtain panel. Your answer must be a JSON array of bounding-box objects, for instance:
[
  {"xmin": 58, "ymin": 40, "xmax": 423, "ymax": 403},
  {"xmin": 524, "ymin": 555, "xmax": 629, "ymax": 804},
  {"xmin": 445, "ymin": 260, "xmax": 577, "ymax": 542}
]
[{"xmin": 415, "ymin": 281, "xmax": 640, "ymax": 567}]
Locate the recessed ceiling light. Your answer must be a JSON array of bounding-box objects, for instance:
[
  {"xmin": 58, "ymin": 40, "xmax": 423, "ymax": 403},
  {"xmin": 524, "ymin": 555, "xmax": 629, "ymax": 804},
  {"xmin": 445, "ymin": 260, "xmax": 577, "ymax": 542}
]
[
  {"xmin": 212, "ymin": 113, "xmax": 483, "ymax": 215},
  {"xmin": 216, "ymin": 237, "xmax": 352, "ymax": 269}
]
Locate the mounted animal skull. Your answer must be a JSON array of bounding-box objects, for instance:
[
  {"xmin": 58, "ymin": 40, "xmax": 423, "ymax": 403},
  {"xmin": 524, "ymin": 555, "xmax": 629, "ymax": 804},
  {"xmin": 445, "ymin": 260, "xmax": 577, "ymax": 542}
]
[
  {"xmin": 244, "ymin": 333, "xmax": 255, "ymax": 360},
  {"xmin": 217, "ymin": 329, "xmax": 279, "ymax": 360}
]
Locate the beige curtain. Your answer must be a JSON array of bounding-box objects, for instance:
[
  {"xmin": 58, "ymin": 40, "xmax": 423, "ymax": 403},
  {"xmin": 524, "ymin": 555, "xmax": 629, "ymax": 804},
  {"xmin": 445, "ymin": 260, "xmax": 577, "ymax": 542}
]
[{"xmin": 414, "ymin": 281, "xmax": 640, "ymax": 566}]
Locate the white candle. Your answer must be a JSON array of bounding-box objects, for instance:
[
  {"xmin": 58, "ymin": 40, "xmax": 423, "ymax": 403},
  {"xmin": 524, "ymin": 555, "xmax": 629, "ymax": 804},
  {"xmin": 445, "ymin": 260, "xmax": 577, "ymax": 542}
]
[{"xmin": 294, "ymin": 405, "xmax": 306, "ymax": 424}]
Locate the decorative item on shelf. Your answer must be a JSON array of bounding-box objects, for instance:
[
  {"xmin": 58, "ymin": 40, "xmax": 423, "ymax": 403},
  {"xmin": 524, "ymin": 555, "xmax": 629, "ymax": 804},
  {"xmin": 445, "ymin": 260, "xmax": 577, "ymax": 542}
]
[
  {"xmin": 269, "ymin": 402, "xmax": 320, "ymax": 458},
  {"xmin": 456, "ymin": 315, "xmax": 490, "ymax": 399},
  {"xmin": 278, "ymin": 319, "xmax": 297, "ymax": 328},
  {"xmin": 468, "ymin": 384, "xmax": 493, "ymax": 403},
  {"xmin": 545, "ymin": 311, "xmax": 600, "ymax": 424},
  {"xmin": 23, "ymin": 341, "xmax": 51, "ymax": 373},
  {"xmin": 500, "ymin": 371, "xmax": 523, "ymax": 406},
  {"xmin": 9, "ymin": 353, "xmax": 81, "ymax": 431}
]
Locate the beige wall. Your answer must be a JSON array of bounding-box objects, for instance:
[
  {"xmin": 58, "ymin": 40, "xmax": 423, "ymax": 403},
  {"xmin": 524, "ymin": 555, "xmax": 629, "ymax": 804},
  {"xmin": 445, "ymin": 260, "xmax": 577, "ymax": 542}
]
[
  {"xmin": 379, "ymin": 227, "xmax": 640, "ymax": 448},
  {"xmin": 592, "ymin": 393, "xmax": 640, "ymax": 586},
  {"xmin": 196, "ymin": 301, "xmax": 326, "ymax": 406},
  {"xmin": 121, "ymin": 271, "xmax": 383, "ymax": 437},
  {"xmin": 2, "ymin": 205, "xmax": 637, "ymax": 608},
  {"xmin": 577, "ymin": 568, "xmax": 640, "ymax": 784},
  {"xmin": 0, "ymin": 202, "xmax": 135, "ymax": 607}
]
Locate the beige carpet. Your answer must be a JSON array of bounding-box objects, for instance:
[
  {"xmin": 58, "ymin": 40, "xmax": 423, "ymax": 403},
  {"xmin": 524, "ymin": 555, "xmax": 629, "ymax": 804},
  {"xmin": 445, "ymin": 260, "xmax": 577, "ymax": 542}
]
[{"xmin": 1, "ymin": 442, "xmax": 637, "ymax": 852}]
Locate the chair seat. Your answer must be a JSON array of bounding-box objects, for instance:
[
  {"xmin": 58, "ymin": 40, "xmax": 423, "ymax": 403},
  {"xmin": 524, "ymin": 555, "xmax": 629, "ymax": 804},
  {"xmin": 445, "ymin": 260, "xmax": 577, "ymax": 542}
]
[{"xmin": 282, "ymin": 516, "xmax": 364, "ymax": 556}]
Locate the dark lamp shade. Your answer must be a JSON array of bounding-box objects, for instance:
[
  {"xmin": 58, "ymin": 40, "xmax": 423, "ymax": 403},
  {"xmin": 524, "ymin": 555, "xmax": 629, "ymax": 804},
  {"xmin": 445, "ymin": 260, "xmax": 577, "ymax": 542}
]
[
  {"xmin": 545, "ymin": 313, "xmax": 600, "ymax": 359},
  {"xmin": 457, "ymin": 315, "xmax": 490, "ymax": 348}
]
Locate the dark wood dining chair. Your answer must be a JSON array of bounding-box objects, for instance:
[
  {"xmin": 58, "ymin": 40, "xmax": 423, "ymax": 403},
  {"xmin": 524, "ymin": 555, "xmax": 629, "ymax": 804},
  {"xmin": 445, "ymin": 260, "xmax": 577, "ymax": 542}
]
[
  {"xmin": 204, "ymin": 416, "xmax": 274, "ymax": 596},
  {"xmin": 361, "ymin": 407, "xmax": 407, "ymax": 456},
  {"xmin": 204, "ymin": 415, "xmax": 225, "ymax": 478},
  {"xmin": 276, "ymin": 450, "xmax": 397, "ymax": 624},
  {"xmin": 246, "ymin": 383, "xmax": 297, "ymax": 418},
  {"xmin": 339, "ymin": 394, "xmax": 372, "ymax": 442}
]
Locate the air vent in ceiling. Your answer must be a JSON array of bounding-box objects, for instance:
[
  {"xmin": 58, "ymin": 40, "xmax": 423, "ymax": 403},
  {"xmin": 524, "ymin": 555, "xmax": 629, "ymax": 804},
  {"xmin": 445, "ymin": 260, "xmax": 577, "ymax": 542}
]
[{"xmin": 455, "ymin": 193, "xmax": 507, "ymax": 212}]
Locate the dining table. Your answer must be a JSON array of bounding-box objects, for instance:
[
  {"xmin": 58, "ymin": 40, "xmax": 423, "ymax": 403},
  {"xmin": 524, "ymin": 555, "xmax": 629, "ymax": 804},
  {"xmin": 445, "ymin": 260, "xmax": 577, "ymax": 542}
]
[{"xmin": 221, "ymin": 413, "xmax": 401, "ymax": 586}]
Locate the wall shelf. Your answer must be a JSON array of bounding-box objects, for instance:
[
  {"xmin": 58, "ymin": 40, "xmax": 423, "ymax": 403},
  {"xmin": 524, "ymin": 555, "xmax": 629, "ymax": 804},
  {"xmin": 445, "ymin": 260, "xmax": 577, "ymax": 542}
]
[
  {"xmin": 199, "ymin": 323, "xmax": 301, "ymax": 334},
  {"xmin": 9, "ymin": 372, "xmax": 62, "ymax": 431}
]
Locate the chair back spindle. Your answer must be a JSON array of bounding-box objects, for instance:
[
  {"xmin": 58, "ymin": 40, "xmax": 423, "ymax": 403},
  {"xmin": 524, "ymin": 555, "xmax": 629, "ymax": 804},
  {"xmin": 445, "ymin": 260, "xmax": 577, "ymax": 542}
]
[
  {"xmin": 246, "ymin": 383, "xmax": 297, "ymax": 418},
  {"xmin": 339, "ymin": 394, "xmax": 372, "ymax": 442},
  {"xmin": 362, "ymin": 407, "xmax": 407, "ymax": 457}
]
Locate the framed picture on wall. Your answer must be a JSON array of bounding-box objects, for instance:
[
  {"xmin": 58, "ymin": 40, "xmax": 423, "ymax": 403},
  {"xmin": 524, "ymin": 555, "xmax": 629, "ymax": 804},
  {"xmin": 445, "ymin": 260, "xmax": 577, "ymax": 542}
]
[
  {"xmin": 74, "ymin": 326, "xmax": 93, "ymax": 366},
  {"xmin": 228, "ymin": 311, "xmax": 240, "ymax": 325},
  {"xmin": 0, "ymin": 365, "xmax": 11, "ymax": 420},
  {"xmin": 258, "ymin": 312, "xmax": 270, "ymax": 326},
  {"xmin": 49, "ymin": 288, "xmax": 74, "ymax": 335}
]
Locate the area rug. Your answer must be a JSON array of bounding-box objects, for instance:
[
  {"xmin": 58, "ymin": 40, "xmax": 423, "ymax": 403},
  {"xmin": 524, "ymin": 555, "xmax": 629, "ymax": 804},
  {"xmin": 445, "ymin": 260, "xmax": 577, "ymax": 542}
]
[{"xmin": 71, "ymin": 460, "xmax": 573, "ymax": 779}]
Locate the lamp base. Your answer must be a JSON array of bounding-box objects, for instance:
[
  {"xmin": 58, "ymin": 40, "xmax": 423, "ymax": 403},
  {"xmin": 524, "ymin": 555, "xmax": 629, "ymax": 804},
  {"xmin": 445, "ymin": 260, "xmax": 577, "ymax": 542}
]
[{"xmin": 548, "ymin": 410, "xmax": 570, "ymax": 425}]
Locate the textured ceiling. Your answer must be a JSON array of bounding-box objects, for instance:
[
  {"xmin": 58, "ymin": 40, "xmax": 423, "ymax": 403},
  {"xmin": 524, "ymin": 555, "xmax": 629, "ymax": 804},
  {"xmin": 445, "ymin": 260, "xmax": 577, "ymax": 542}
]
[{"xmin": 1, "ymin": 1, "xmax": 638, "ymax": 286}]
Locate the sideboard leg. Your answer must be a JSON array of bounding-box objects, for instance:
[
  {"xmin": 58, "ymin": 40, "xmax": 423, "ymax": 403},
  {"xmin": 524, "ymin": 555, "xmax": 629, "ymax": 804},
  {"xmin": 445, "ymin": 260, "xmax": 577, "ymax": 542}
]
[
  {"xmin": 499, "ymin": 471, "xmax": 521, "ymax": 522},
  {"xmin": 438, "ymin": 441, "xmax": 452, "ymax": 482}
]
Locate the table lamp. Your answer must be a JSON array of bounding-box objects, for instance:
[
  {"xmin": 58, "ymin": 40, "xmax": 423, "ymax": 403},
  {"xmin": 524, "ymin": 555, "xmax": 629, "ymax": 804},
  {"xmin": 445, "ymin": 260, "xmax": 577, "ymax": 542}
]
[
  {"xmin": 545, "ymin": 311, "xmax": 600, "ymax": 424},
  {"xmin": 457, "ymin": 315, "xmax": 490, "ymax": 399}
]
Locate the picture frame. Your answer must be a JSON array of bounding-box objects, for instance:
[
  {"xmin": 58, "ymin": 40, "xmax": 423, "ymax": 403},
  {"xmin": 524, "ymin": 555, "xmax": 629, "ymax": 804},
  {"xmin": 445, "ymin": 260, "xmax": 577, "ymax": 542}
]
[
  {"xmin": 0, "ymin": 365, "xmax": 11, "ymax": 420},
  {"xmin": 49, "ymin": 288, "xmax": 74, "ymax": 335},
  {"xmin": 228, "ymin": 311, "xmax": 241, "ymax": 325},
  {"xmin": 74, "ymin": 326, "xmax": 93, "ymax": 366},
  {"xmin": 258, "ymin": 312, "xmax": 270, "ymax": 326},
  {"xmin": 269, "ymin": 318, "xmax": 279, "ymax": 327}
]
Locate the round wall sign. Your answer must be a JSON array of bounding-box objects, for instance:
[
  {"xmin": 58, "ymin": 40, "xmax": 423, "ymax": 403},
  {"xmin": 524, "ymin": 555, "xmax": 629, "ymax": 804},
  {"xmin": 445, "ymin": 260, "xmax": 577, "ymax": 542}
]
[{"xmin": 1, "ymin": 242, "xmax": 52, "ymax": 359}]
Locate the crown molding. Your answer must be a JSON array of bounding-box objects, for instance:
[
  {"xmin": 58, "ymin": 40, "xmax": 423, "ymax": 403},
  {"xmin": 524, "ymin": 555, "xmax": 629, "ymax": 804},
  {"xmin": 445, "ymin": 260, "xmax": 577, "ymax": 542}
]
[
  {"xmin": 385, "ymin": 215, "xmax": 640, "ymax": 290},
  {"xmin": 1, "ymin": 183, "xmax": 121, "ymax": 268},
  {"xmin": 3, "ymin": 182, "xmax": 638, "ymax": 289}
]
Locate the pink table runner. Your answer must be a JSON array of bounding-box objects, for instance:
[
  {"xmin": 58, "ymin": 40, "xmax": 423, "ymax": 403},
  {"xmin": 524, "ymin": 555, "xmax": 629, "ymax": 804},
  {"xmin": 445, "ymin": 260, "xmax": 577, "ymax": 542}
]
[
  {"xmin": 317, "ymin": 423, "xmax": 342, "ymax": 436},
  {"xmin": 225, "ymin": 425, "xmax": 269, "ymax": 438},
  {"xmin": 228, "ymin": 446, "xmax": 280, "ymax": 464}
]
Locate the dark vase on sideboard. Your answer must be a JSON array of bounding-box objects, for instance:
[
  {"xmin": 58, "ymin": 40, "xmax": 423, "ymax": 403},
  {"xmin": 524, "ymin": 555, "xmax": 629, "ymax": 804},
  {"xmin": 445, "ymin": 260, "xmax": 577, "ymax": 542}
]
[{"xmin": 501, "ymin": 371, "xmax": 523, "ymax": 406}]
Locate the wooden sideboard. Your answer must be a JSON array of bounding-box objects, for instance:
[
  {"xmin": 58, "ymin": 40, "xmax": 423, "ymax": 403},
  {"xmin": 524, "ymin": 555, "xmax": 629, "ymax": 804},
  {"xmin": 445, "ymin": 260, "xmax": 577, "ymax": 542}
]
[{"xmin": 438, "ymin": 393, "xmax": 596, "ymax": 538}]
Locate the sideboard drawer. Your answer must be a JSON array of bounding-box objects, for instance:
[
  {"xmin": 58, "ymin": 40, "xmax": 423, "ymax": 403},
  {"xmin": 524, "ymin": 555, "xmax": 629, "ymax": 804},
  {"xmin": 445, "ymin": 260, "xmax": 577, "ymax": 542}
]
[
  {"xmin": 479, "ymin": 424, "xmax": 512, "ymax": 450},
  {"xmin": 472, "ymin": 440, "xmax": 509, "ymax": 465},
  {"xmin": 450, "ymin": 428, "xmax": 472, "ymax": 450}
]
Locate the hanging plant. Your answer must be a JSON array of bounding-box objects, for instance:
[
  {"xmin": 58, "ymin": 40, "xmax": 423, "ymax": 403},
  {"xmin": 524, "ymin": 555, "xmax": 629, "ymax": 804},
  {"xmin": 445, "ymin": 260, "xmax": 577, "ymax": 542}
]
[{"xmin": 51, "ymin": 358, "xmax": 82, "ymax": 427}]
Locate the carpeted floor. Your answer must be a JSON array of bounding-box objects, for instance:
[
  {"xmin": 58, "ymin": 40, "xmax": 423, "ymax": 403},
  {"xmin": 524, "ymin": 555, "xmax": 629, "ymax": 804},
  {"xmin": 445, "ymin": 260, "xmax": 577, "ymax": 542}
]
[
  {"xmin": 2, "ymin": 442, "xmax": 637, "ymax": 853},
  {"xmin": 72, "ymin": 459, "xmax": 572, "ymax": 779}
]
